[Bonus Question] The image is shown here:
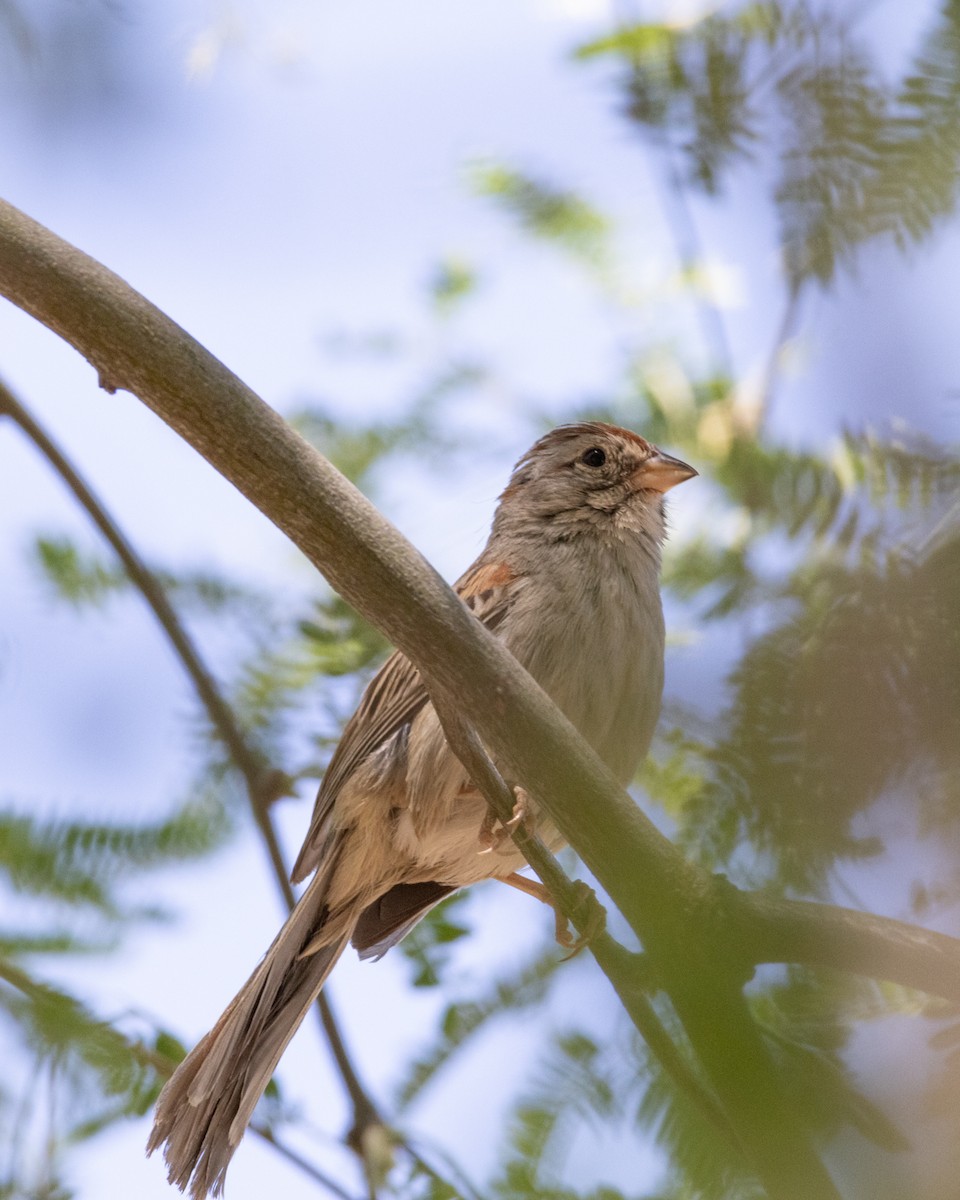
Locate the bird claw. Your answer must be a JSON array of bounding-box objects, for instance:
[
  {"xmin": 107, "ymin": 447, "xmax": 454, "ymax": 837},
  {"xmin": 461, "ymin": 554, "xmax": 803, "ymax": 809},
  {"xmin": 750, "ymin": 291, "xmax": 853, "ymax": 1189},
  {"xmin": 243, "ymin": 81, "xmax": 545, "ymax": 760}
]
[
  {"xmin": 478, "ymin": 787, "xmax": 530, "ymax": 853},
  {"xmin": 555, "ymin": 881, "xmax": 606, "ymax": 960},
  {"xmin": 497, "ymin": 872, "xmax": 606, "ymax": 959}
]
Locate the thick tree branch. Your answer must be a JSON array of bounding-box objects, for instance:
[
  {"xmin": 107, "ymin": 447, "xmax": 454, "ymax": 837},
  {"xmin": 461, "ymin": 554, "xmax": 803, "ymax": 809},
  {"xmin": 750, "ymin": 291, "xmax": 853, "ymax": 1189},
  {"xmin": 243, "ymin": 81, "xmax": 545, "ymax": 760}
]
[
  {"xmin": 2, "ymin": 195, "xmax": 953, "ymax": 1197},
  {"xmin": 0, "ymin": 199, "xmax": 712, "ymax": 963},
  {"xmin": 0, "ymin": 207, "xmax": 704, "ymax": 990},
  {"xmin": 435, "ymin": 709, "xmax": 743, "ymax": 1153},
  {"xmin": 740, "ymin": 892, "xmax": 960, "ymax": 1003}
]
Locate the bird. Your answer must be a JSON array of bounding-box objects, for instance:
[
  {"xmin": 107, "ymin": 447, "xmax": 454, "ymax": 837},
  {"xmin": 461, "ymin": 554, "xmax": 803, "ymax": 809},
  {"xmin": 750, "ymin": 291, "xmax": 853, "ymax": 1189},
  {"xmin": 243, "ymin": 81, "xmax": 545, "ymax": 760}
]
[{"xmin": 147, "ymin": 421, "xmax": 696, "ymax": 1197}]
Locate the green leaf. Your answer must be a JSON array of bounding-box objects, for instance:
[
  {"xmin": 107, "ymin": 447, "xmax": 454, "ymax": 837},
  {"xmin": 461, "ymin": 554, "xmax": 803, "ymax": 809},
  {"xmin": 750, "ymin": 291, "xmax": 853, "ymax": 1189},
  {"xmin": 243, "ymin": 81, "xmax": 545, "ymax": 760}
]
[
  {"xmin": 32, "ymin": 534, "xmax": 274, "ymax": 620},
  {"xmin": 397, "ymin": 893, "xmax": 472, "ymax": 989},
  {"xmin": 573, "ymin": 21, "xmax": 679, "ymax": 65},
  {"xmin": 395, "ymin": 944, "xmax": 563, "ymax": 1106},
  {"xmin": 429, "ymin": 258, "xmax": 479, "ymax": 315},
  {"xmin": 776, "ymin": 48, "xmax": 888, "ymax": 285},
  {"xmin": 33, "ymin": 536, "xmax": 127, "ymax": 607},
  {"xmin": 0, "ymin": 793, "xmax": 231, "ymax": 916},
  {"xmin": 0, "ymin": 960, "xmax": 162, "ymax": 1113},
  {"xmin": 471, "ymin": 164, "xmax": 612, "ymax": 268}
]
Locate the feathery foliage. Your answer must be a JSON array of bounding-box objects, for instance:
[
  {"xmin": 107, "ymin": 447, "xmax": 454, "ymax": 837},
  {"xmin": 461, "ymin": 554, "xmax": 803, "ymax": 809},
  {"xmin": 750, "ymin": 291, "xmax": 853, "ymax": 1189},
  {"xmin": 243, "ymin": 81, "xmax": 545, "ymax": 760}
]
[{"xmin": 3, "ymin": 2, "xmax": 960, "ymax": 1198}]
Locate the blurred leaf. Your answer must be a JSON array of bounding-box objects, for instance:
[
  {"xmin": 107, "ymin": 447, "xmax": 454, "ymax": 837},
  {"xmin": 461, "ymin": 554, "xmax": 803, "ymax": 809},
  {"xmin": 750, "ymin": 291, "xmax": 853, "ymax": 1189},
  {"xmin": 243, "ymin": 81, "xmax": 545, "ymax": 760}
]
[
  {"xmin": 429, "ymin": 258, "xmax": 479, "ymax": 316},
  {"xmin": 0, "ymin": 792, "xmax": 231, "ymax": 917},
  {"xmin": 871, "ymin": 0, "xmax": 960, "ymax": 247},
  {"xmin": 717, "ymin": 535, "xmax": 957, "ymax": 887},
  {"xmin": 0, "ymin": 932, "xmax": 114, "ymax": 956},
  {"xmin": 751, "ymin": 969, "xmax": 911, "ymax": 1147},
  {"xmin": 574, "ymin": 21, "xmax": 681, "ymax": 66},
  {"xmin": 226, "ymin": 590, "xmax": 390, "ymax": 772},
  {"xmin": 633, "ymin": 1019, "xmax": 764, "ymax": 1200},
  {"xmin": 397, "ymin": 892, "xmax": 472, "ymax": 989},
  {"xmin": 492, "ymin": 1031, "xmax": 675, "ymax": 1200},
  {"xmin": 662, "ymin": 537, "xmax": 756, "ymax": 618},
  {"xmin": 776, "ymin": 46, "xmax": 888, "ymax": 286},
  {"xmin": 763, "ymin": 1025, "xmax": 909, "ymax": 1151},
  {"xmin": 0, "ymin": 960, "xmax": 163, "ymax": 1127},
  {"xmin": 582, "ymin": 1, "xmax": 960, "ymax": 283},
  {"xmin": 471, "ymin": 164, "xmax": 612, "ymax": 268},
  {"xmin": 639, "ymin": 727, "xmax": 711, "ymax": 822},
  {"xmin": 396, "ymin": 944, "xmax": 563, "ymax": 1107},
  {"xmin": 33, "ymin": 534, "xmax": 274, "ymax": 619},
  {"xmin": 290, "ymin": 377, "xmax": 478, "ymax": 490},
  {"xmin": 578, "ymin": 7, "xmax": 796, "ymax": 192},
  {"xmin": 298, "ymin": 593, "xmax": 391, "ymax": 677},
  {"xmin": 33, "ymin": 536, "xmax": 126, "ymax": 607}
]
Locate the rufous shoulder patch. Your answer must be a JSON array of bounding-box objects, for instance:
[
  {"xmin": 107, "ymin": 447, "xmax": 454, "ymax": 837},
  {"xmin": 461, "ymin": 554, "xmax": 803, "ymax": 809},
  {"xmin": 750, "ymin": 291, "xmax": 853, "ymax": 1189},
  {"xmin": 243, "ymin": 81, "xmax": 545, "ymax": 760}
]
[{"xmin": 458, "ymin": 560, "xmax": 517, "ymax": 598}]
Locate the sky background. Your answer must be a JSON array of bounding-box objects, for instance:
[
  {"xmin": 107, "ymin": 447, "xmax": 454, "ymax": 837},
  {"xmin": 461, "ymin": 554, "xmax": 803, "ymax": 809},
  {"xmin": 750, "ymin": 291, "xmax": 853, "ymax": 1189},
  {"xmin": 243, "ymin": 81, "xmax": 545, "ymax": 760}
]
[{"xmin": 2, "ymin": 1, "xmax": 959, "ymax": 1197}]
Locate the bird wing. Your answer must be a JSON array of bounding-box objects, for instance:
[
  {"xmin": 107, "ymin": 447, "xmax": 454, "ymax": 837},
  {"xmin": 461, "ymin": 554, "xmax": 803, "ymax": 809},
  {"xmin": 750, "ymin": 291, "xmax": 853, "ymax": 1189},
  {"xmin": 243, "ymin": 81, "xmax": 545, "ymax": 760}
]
[{"xmin": 290, "ymin": 559, "xmax": 517, "ymax": 883}]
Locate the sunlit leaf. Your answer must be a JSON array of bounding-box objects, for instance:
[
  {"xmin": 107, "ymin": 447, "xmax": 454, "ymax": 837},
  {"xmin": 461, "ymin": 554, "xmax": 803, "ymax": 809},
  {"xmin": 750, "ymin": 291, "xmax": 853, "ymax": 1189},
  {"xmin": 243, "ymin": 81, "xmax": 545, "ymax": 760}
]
[
  {"xmin": 396, "ymin": 945, "xmax": 563, "ymax": 1106},
  {"xmin": 0, "ymin": 793, "xmax": 230, "ymax": 917},
  {"xmin": 471, "ymin": 164, "xmax": 612, "ymax": 267}
]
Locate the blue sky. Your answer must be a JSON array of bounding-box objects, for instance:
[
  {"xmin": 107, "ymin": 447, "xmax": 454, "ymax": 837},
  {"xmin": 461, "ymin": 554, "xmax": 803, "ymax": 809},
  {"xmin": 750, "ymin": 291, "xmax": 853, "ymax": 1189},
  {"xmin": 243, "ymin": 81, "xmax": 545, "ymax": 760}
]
[{"xmin": 2, "ymin": 1, "xmax": 959, "ymax": 1197}]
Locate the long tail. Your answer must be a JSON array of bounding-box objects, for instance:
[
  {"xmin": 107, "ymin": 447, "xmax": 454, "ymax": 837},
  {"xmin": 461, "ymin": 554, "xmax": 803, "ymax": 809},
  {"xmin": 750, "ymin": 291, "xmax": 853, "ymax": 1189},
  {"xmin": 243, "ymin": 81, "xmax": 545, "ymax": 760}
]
[{"xmin": 148, "ymin": 867, "xmax": 352, "ymax": 1199}]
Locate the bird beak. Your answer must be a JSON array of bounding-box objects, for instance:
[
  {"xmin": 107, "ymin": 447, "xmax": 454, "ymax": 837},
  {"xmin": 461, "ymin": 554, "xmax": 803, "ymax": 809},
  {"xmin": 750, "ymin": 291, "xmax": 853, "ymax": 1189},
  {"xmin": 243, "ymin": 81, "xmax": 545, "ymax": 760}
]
[{"xmin": 630, "ymin": 451, "xmax": 698, "ymax": 493}]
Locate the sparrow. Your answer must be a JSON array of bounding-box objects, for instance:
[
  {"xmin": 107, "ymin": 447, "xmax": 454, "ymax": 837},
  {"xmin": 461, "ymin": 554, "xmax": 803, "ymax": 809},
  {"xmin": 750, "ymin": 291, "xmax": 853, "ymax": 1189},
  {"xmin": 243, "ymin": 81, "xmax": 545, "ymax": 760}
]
[{"xmin": 148, "ymin": 421, "xmax": 696, "ymax": 1196}]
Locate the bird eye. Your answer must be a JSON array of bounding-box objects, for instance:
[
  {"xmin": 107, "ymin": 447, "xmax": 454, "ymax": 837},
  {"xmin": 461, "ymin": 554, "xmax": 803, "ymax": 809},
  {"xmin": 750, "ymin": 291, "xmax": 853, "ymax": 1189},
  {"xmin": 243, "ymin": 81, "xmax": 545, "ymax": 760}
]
[{"xmin": 581, "ymin": 447, "xmax": 606, "ymax": 468}]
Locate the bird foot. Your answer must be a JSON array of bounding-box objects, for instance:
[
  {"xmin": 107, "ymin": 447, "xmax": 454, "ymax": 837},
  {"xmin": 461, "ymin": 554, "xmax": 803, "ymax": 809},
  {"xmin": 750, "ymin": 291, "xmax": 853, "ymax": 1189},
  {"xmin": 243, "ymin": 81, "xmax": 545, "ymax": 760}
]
[
  {"xmin": 498, "ymin": 874, "xmax": 606, "ymax": 957},
  {"xmin": 556, "ymin": 880, "xmax": 606, "ymax": 960},
  {"xmin": 478, "ymin": 787, "xmax": 530, "ymax": 853}
]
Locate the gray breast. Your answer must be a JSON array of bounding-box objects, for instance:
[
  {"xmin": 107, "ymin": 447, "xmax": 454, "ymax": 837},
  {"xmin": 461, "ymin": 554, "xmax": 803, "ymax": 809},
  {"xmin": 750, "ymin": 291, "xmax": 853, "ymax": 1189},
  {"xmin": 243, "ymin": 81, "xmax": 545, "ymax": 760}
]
[{"xmin": 503, "ymin": 536, "xmax": 665, "ymax": 785}]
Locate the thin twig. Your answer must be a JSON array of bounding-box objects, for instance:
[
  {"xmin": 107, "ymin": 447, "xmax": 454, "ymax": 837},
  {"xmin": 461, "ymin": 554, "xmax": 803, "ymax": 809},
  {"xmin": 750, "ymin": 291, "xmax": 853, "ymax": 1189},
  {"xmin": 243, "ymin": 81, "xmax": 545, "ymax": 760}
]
[
  {"xmin": 608, "ymin": 0, "xmax": 735, "ymax": 379},
  {"xmin": 658, "ymin": 147, "xmax": 737, "ymax": 379},
  {"xmin": 252, "ymin": 1126, "xmax": 363, "ymax": 1200},
  {"xmin": 753, "ymin": 282, "xmax": 804, "ymax": 432},
  {"xmin": 401, "ymin": 1136, "xmax": 487, "ymax": 1200},
  {"xmin": 0, "ymin": 379, "xmax": 382, "ymax": 1149},
  {"xmin": 9, "ymin": 197, "xmax": 948, "ymax": 1196}
]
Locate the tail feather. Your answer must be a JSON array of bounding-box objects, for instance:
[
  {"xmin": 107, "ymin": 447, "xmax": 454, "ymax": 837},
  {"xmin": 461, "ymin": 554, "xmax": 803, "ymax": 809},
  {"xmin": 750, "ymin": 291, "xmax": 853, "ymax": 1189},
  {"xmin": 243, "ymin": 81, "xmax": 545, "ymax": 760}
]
[{"xmin": 148, "ymin": 868, "xmax": 352, "ymax": 1199}]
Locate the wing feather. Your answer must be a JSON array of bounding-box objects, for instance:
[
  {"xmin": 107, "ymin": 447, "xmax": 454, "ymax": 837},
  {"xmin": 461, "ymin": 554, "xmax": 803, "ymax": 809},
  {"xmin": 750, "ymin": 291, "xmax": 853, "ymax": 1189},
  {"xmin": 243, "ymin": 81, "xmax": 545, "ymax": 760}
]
[{"xmin": 290, "ymin": 559, "xmax": 518, "ymax": 884}]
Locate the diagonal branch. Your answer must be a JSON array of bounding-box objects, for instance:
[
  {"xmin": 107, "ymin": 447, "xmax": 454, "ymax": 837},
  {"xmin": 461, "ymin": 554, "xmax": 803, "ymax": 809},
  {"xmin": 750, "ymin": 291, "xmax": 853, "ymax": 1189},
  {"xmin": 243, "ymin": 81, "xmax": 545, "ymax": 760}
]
[
  {"xmin": 0, "ymin": 379, "xmax": 381, "ymax": 1152},
  {"xmin": 434, "ymin": 707, "xmax": 743, "ymax": 1154},
  {"xmin": 739, "ymin": 890, "xmax": 960, "ymax": 1003},
  {"xmin": 251, "ymin": 1127, "xmax": 363, "ymax": 1200},
  {"xmin": 753, "ymin": 281, "xmax": 804, "ymax": 432},
  {"xmin": 6, "ymin": 195, "xmax": 958, "ymax": 1197}
]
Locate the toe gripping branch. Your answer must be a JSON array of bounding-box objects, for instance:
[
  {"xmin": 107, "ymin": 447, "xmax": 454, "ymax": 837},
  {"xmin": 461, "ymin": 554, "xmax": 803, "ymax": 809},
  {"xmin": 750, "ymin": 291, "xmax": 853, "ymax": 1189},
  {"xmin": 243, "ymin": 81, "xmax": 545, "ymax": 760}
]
[{"xmin": 435, "ymin": 704, "xmax": 608, "ymax": 955}]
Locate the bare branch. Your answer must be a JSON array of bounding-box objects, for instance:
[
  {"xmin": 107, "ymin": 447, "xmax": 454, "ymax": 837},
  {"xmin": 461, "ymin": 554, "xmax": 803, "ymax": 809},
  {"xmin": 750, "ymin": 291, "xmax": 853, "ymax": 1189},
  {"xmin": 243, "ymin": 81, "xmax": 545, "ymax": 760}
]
[
  {"xmin": 0, "ymin": 379, "xmax": 382, "ymax": 1154},
  {"xmin": 251, "ymin": 1127, "xmax": 363, "ymax": 1200},
  {"xmin": 0, "ymin": 197, "xmax": 699, "ymax": 981},
  {"xmin": 741, "ymin": 891, "xmax": 960, "ymax": 1003},
  {"xmin": 5, "ymin": 195, "xmax": 952, "ymax": 1198},
  {"xmin": 435, "ymin": 707, "xmax": 743, "ymax": 1153}
]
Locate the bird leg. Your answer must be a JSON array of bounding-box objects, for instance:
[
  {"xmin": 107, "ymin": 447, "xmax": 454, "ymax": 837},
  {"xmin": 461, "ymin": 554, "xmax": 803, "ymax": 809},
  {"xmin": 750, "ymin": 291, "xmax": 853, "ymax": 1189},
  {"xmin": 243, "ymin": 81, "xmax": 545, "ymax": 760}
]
[
  {"xmin": 477, "ymin": 786, "xmax": 530, "ymax": 853},
  {"xmin": 499, "ymin": 873, "xmax": 605, "ymax": 956}
]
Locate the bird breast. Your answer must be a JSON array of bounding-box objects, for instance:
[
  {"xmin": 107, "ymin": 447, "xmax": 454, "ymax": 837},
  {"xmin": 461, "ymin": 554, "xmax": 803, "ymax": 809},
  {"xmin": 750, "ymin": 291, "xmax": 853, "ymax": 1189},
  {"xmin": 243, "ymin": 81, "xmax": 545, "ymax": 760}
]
[{"xmin": 502, "ymin": 533, "xmax": 665, "ymax": 786}]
